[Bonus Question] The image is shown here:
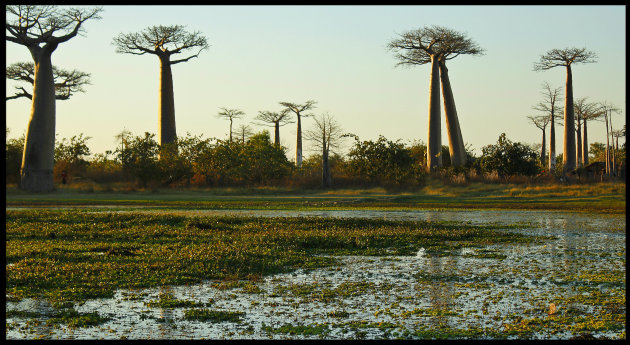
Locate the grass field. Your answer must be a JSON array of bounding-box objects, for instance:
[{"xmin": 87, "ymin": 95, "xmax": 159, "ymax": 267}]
[{"xmin": 6, "ymin": 181, "xmax": 626, "ymax": 213}]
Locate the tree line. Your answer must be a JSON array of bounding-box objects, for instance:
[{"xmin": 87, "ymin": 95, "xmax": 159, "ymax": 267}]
[
  {"xmin": 6, "ymin": 5, "xmax": 625, "ymax": 192},
  {"xmin": 6, "ymin": 126, "xmax": 625, "ymax": 189}
]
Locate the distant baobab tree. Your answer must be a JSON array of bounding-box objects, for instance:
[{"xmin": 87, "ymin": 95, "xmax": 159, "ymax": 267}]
[
  {"xmin": 527, "ymin": 115, "xmax": 551, "ymax": 168},
  {"xmin": 532, "ymin": 82, "xmax": 563, "ymax": 172},
  {"xmin": 235, "ymin": 123, "xmax": 254, "ymax": 144},
  {"xmin": 388, "ymin": 25, "xmax": 483, "ymax": 170},
  {"xmin": 112, "ymin": 25, "xmax": 209, "ymax": 147},
  {"xmin": 255, "ymin": 109, "xmax": 294, "ymax": 146},
  {"xmin": 279, "ymin": 100, "xmax": 317, "ymax": 168},
  {"xmin": 6, "ymin": 5, "xmax": 102, "ymax": 192},
  {"xmin": 6, "ymin": 62, "xmax": 91, "ymax": 101},
  {"xmin": 534, "ymin": 47, "xmax": 597, "ymax": 174},
  {"xmin": 580, "ymin": 100, "xmax": 604, "ymax": 166},
  {"xmin": 304, "ymin": 113, "xmax": 345, "ymax": 189},
  {"xmin": 573, "ymin": 98, "xmax": 597, "ymax": 167},
  {"xmin": 216, "ymin": 108, "xmax": 245, "ymax": 142}
]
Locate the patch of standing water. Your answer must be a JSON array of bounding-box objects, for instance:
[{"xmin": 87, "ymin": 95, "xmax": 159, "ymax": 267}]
[{"xmin": 6, "ymin": 210, "xmax": 625, "ymax": 340}]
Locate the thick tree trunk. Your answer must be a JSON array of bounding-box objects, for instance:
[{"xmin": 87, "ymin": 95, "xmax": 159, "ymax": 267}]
[
  {"xmin": 582, "ymin": 119, "xmax": 589, "ymax": 166},
  {"xmin": 427, "ymin": 55, "xmax": 442, "ymax": 171},
  {"xmin": 604, "ymin": 112, "xmax": 610, "ymax": 175},
  {"xmin": 20, "ymin": 47, "xmax": 56, "ymax": 192},
  {"xmin": 563, "ymin": 65, "xmax": 576, "ymax": 173},
  {"xmin": 296, "ymin": 114, "xmax": 303, "ymax": 168},
  {"xmin": 609, "ymin": 114, "xmax": 615, "ymax": 175},
  {"xmin": 438, "ymin": 61, "xmax": 466, "ymax": 168},
  {"xmin": 322, "ymin": 139, "xmax": 331, "ymax": 189},
  {"xmin": 229, "ymin": 118, "xmax": 233, "ymax": 143},
  {"xmin": 549, "ymin": 112, "xmax": 556, "ymax": 172},
  {"xmin": 159, "ymin": 57, "xmax": 177, "ymax": 147},
  {"xmin": 274, "ymin": 122, "xmax": 280, "ymax": 146},
  {"xmin": 576, "ymin": 118, "xmax": 582, "ymax": 167},
  {"xmin": 540, "ymin": 128, "xmax": 546, "ymax": 168}
]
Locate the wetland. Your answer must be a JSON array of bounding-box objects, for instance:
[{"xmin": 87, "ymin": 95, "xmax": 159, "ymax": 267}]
[{"xmin": 5, "ymin": 207, "xmax": 626, "ymax": 340}]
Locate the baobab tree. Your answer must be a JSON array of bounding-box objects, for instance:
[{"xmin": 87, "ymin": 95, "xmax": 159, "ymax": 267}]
[
  {"xmin": 573, "ymin": 98, "xmax": 597, "ymax": 167},
  {"xmin": 216, "ymin": 108, "xmax": 245, "ymax": 142},
  {"xmin": 255, "ymin": 109, "xmax": 293, "ymax": 146},
  {"xmin": 388, "ymin": 25, "xmax": 483, "ymax": 170},
  {"xmin": 597, "ymin": 102, "xmax": 620, "ymax": 176},
  {"xmin": 279, "ymin": 100, "xmax": 316, "ymax": 167},
  {"xmin": 579, "ymin": 100, "xmax": 603, "ymax": 166},
  {"xmin": 304, "ymin": 113, "xmax": 345, "ymax": 189},
  {"xmin": 235, "ymin": 124, "xmax": 254, "ymax": 144},
  {"xmin": 6, "ymin": 62, "xmax": 91, "ymax": 101},
  {"xmin": 112, "ymin": 25, "xmax": 209, "ymax": 147},
  {"xmin": 532, "ymin": 82, "xmax": 563, "ymax": 172},
  {"xmin": 527, "ymin": 115, "xmax": 551, "ymax": 168},
  {"xmin": 534, "ymin": 47, "xmax": 597, "ymax": 174},
  {"xmin": 6, "ymin": 5, "xmax": 102, "ymax": 192}
]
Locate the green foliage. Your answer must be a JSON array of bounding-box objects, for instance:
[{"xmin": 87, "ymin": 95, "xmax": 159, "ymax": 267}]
[
  {"xmin": 6, "ymin": 132, "xmax": 24, "ymax": 184},
  {"xmin": 476, "ymin": 133, "xmax": 540, "ymax": 179},
  {"xmin": 346, "ymin": 135, "xmax": 426, "ymax": 187},
  {"xmin": 53, "ymin": 134, "xmax": 92, "ymax": 180},
  {"xmin": 114, "ymin": 132, "xmax": 160, "ymax": 187}
]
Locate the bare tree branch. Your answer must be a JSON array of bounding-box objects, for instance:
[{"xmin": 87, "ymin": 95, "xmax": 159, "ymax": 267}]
[
  {"xmin": 6, "ymin": 61, "xmax": 91, "ymax": 101},
  {"xmin": 113, "ymin": 25, "xmax": 209, "ymax": 62}
]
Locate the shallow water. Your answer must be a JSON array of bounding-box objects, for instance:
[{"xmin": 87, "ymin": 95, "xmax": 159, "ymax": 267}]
[{"xmin": 6, "ymin": 209, "xmax": 626, "ymax": 340}]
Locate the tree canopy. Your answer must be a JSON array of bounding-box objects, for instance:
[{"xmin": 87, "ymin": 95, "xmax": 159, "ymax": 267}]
[
  {"xmin": 112, "ymin": 25, "xmax": 208, "ymax": 63},
  {"xmin": 6, "ymin": 62, "xmax": 91, "ymax": 101}
]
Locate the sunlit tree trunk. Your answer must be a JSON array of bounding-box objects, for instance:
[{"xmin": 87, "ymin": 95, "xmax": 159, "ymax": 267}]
[
  {"xmin": 540, "ymin": 128, "xmax": 546, "ymax": 168},
  {"xmin": 563, "ymin": 65, "xmax": 576, "ymax": 174},
  {"xmin": 582, "ymin": 119, "xmax": 589, "ymax": 166},
  {"xmin": 438, "ymin": 61, "xmax": 466, "ymax": 167},
  {"xmin": 20, "ymin": 47, "xmax": 56, "ymax": 192},
  {"xmin": 549, "ymin": 112, "xmax": 556, "ymax": 172},
  {"xmin": 576, "ymin": 116, "xmax": 582, "ymax": 168},
  {"xmin": 427, "ymin": 55, "xmax": 442, "ymax": 171},
  {"xmin": 159, "ymin": 57, "xmax": 177, "ymax": 147},
  {"xmin": 322, "ymin": 132, "xmax": 331, "ymax": 188},
  {"xmin": 274, "ymin": 122, "xmax": 280, "ymax": 146},
  {"xmin": 609, "ymin": 115, "xmax": 616, "ymax": 175},
  {"xmin": 296, "ymin": 114, "xmax": 303, "ymax": 167}
]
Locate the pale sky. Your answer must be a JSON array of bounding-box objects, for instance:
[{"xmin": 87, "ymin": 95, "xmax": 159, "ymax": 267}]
[{"xmin": 5, "ymin": 5, "xmax": 626, "ymax": 159}]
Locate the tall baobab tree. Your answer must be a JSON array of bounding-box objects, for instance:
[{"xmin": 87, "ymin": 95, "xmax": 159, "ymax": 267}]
[
  {"xmin": 572, "ymin": 97, "xmax": 597, "ymax": 167},
  {"xmin": 279, "ymin": 100, "xmax": 316, "ymax": 167},
  {"xmin": 534, "ymin": 47, "xmax": 597, "ymax": 174},
  {"xmin": 579, "ymin": 100, "xmax": 603, "ymax": 166},
  {"xmin": 304, "ymin": 113, "xmax": 345, "ymax": 189},
  {"xmin": 216, "ymin": 108, "xmax": 245, "ymax": 142},
  {"xmin": 532, "ymin": 82, "xmax": 563, "ymax": 172},
  {"xmin": 6, "ymin": 62, "xmax": 91, "ymax": 101},
  {"xmin": 255, "ymin": 109, "xmax": 293, "ymax": 146},
  {"xmin": 6, "ymin": 5, "xmax": 102, "ymax": 192},
  {"xmin": 527, "ymin": 115, "xmax": 551, "ymax": 168},
  {"xmin": 388, "ymin": 25, "xmax": 483, "ymax": 170},
  {"xmin": 112, "ymin": 25, "xmax": 209, "ymax": 147}
]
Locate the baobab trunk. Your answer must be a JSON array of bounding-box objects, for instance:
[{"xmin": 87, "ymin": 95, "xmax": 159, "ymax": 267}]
[
  {"xmin": 576, "ymin": 118, "xmax": 582, "ymax": 168},
  {"xmin": 549, "ymin": 113, "xmax": 556, "ymax": 172},
  {"xmin": 322, "ymin": 137, "xmax": 331, "ymax": 189},
  {"xmin": 540, "ymin": 128, "xmax": 546, "ymax": 168},
  {"xmin": 296, "ymin": 115, "xmax": 303, "ymax": 168},
  {"xmin": 438, "ymin": 61, "xmax": 467, "ymax": 167},
  {"xmin": 274, "ymin": 123, "xmax": 280, "ymax": 146},
  {"xmin": 582, "ymin": 120, "xmax": 589, "ymax": 166},
  {"xmin": 20, "ymin": 47, "xmax": 56, "ymax": 192},
  {"xmin": 609, "ymin": 115, "xmax": 615, "ymax": 175},
  {"xmin": 159, "ymin": 57, "xmax": 177, "ymax": 147},
  {"xmin": 426, "ymin": 55, "xmax": 442, "ymax": 171},
  {"xmin": 562, "ymin": 65, "xmax": 576, "ymax": 174},
  {"xmin": 604, "ymin": 112, "xmax": 610, "ymax": 176}
]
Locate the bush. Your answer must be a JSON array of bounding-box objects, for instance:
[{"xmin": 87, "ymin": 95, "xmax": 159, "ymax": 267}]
[{"xmin": 476, "ymin": 133, "xmax": 540, "ymax": 180}]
